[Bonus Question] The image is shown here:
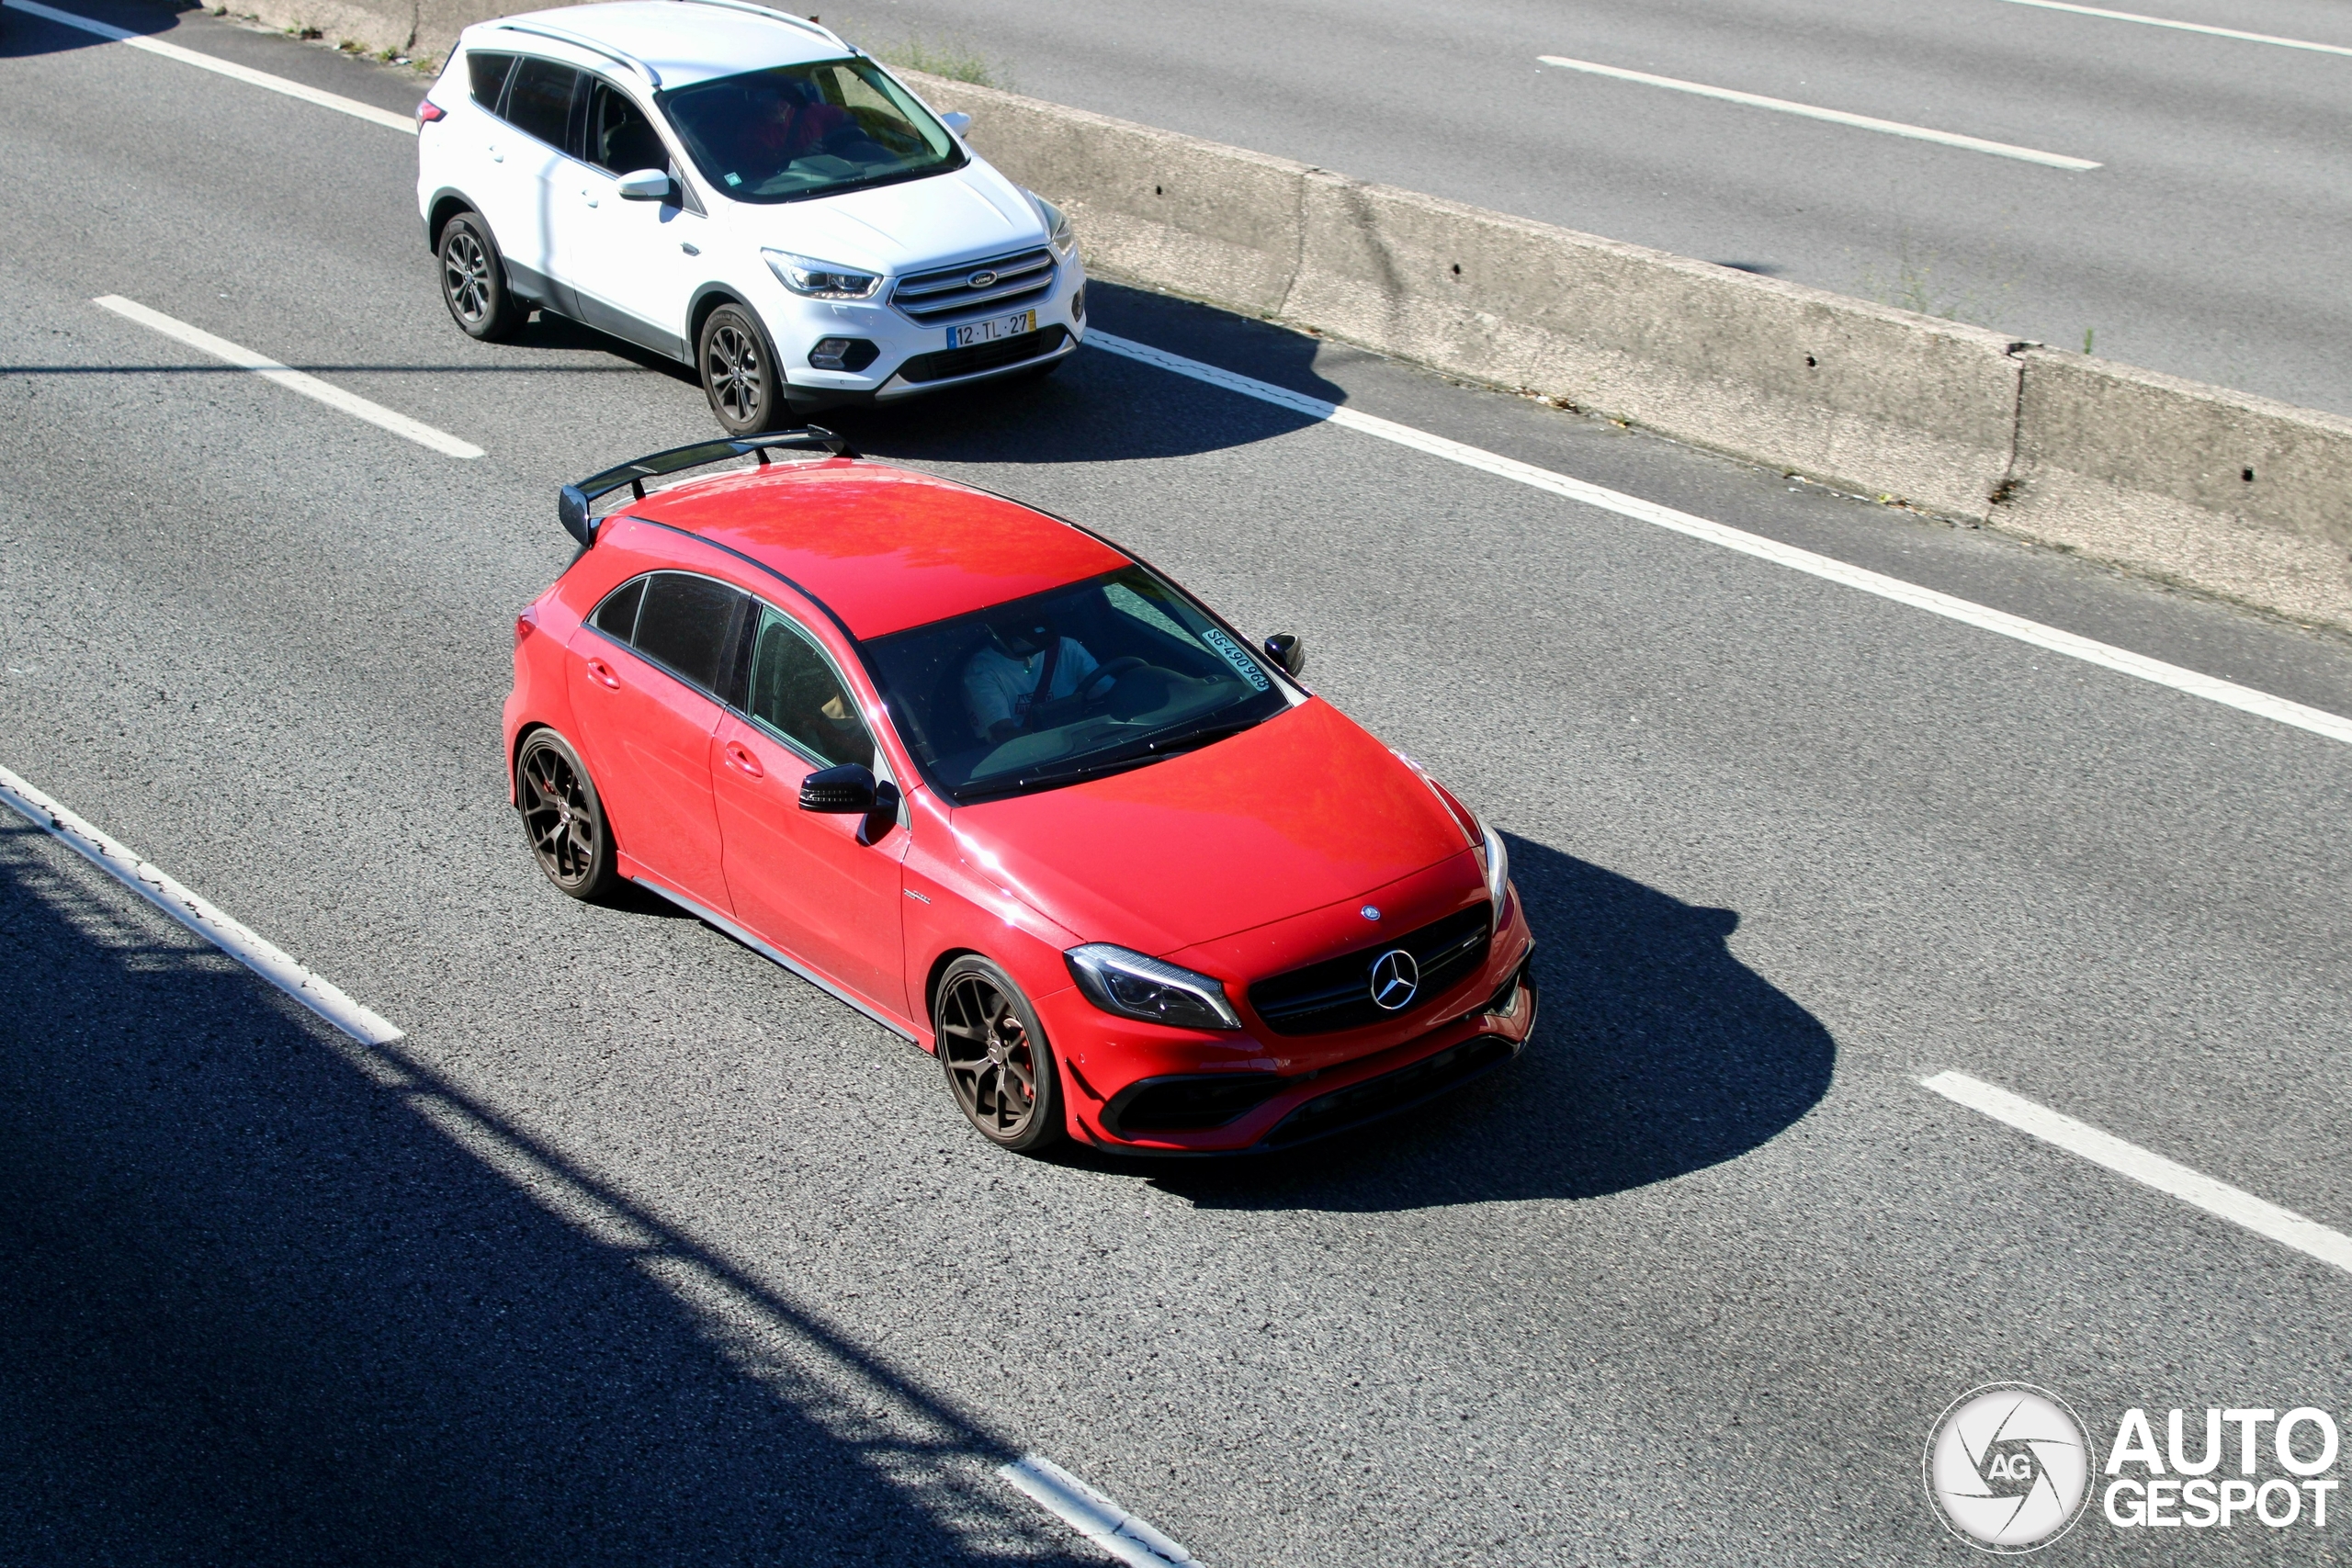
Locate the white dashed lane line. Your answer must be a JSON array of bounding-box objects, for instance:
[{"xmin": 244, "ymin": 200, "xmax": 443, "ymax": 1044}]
[
  {"xmin": 2, "ymin": 0, "xmax": 421, "ymax": 132},
  {"xmin": 1924, "ymin": 1072, "xmax": 2352, "ymax": 1278},
  {"xmin": 1088, "ymin": 332, "xmax": 2352, "ymax": 750},
  {"xmin": 0, "ymin": 761, "xmax": 404, "ymax": 1045},
  {"xmin": 1990, "ymin": 0, "xmax": 2352, "ymax": 59},
  {"xmin": 1533, "ymin": 55, "xmax": 2101, "ymax": 171},
  {"xmin": 94, "ymin": 295, "xmax": 485, "ymax": 459}
]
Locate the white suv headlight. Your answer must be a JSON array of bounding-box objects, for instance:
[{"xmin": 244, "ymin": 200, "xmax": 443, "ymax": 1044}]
[
  {"xmin": 763, "ymin": 250, "xmax": 882, "ymax": 299},
  {"xmin": 1032, "ymin": 193, "xmax": 1076, "ymax": 261},
  {"xmin": 1065, "ymin": 944, "xmax": 1241, "ymax": 1031}
]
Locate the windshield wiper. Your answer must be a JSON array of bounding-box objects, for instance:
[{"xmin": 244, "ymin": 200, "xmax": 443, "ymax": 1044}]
[
  {"xmin": 1143, "ymin": 716, "xmax": 1261, "ymax": 754},
  {"xmin": 953, "ymin": 714, "xmax": 1269, "ymax": 804}
]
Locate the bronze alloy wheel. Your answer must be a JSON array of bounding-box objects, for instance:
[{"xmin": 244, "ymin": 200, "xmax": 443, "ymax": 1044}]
[
  {"xmin": 934, "ymin": 957, "xmax": 1063, "ymax": 1151},
  {"xmin": 515, "ymin": 730, "xmax": 617, "ymax": 900}
]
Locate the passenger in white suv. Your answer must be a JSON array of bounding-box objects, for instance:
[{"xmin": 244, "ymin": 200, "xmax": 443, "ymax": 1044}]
[{"xmin": 416, "ymin": 0, "xmax": 1087, "ymax": 432}]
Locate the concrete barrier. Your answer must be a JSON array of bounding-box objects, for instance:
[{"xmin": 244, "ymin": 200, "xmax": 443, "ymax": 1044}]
[{"xmin": 188, "ymin": 4, "xmax": 2352, "ymax": 630}]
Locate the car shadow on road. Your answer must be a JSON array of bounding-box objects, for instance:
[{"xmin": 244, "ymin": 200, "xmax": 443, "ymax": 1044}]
[
  {"xmin": 0, "ymin": 818, "xmax": 1085, "ymax": 1565},
  {"xmin": 815, "ymin": 282, "xmax": 1340, "ymax": 466},
  {"xmin": 1126, "ymin": 832, "xmax": 1837, "ymax": 1213}
]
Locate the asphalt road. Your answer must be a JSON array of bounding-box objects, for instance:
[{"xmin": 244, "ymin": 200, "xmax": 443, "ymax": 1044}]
[
  {"xmin": 4, "ymin": 7, "xmax": 2351, "ymax": 1565},
  {"xmin": 833, "ymin": 0, "xmax": 2352, "ymax": 420}
]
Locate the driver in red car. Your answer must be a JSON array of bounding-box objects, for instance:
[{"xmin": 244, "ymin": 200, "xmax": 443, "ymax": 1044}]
[{"xmin": 964, "ymin": 613, "xmax": 1101, "ymax": 744}]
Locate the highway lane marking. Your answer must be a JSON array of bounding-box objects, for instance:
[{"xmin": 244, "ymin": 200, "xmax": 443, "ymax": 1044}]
[
  {"xmin": 1534, "ymin": 55, "xmax": 2101, "ymax": 171},
  {"xmin": 3, "ymin": 0, "xmax": 420, "ymax": 133},
  {"xmin": 1990, "ymin": 0, "xmax": 2352, "ymax": 59},
  {"xmin": 94, "ymin": 296, "xmax": 485, "ymax": 459},
  {"xmin": 1923, "ymin": 1071, "xmax": 2352, "ymax": 1277},
  {"xmin": 1001, "ymin": 1456, "xmax": 1203, "ymax": 1567},
  {"xmin": 0, "ymin": 761, "xmax": 404, "ymax": 1044},
  {"xmin": 1088, "ymin": 332, "xmax": 2352, "ymax": 750}
]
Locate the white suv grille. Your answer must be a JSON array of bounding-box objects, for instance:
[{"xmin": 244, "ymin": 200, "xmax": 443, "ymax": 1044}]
[{"xmin": 891, "ymin": 247, "xmax": 1057, "ymax": 326}]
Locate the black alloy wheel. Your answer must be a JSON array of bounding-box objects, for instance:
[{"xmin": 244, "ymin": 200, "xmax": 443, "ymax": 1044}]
[
  {"xmin": 934, "ymin": 957, "xmax": 1064, "ymax": 1152},
  {"xmin": 698, "ymin": 303, "xmax": 786, "ymax": 435},
  {"xmin": 437, "ymin": 212, "xmax": 525, "ymax": 341},
  {"xmin": 515, "ymin": 730, "xmax": 618, "ymax": 900}
]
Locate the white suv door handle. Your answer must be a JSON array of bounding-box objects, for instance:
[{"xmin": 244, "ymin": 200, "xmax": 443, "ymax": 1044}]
[
  {"xmin": 488, "ymin": 143, "xmax": 503, "ymax": 163},
  {"xmin": 581, "ymin": 188, "xmax": 599, "ymax": 208}
]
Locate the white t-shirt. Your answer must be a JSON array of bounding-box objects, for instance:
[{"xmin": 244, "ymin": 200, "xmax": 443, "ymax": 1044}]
[{"xmin": 963, "ymin": 637, "xmax": 1100, "ymax": 738}]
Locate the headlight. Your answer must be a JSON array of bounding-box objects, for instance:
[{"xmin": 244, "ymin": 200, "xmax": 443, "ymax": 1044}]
[
  {"xmin": 1065, "ymin": 944, "xmax": 1240, "ymax": 1031},
  {"xmin": 763, "ymin": 250, "xmax": 882, "ymax": 299},
  {"xmin": 1034, "ymin": 193, "xmax": 1076, "ymax": 260},
  {"xmin": 1475, "ymin": 818, "xmax": 1510, "ymax": 916}
]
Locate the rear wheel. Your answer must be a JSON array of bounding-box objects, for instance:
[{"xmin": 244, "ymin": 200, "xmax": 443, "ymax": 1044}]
[
  {"xmin": 515, "ymin": 729, "xmax": 618, "ymax": 900},
  {"xmin": 698, "ymin": 303, "xmax": 788, "ymax": 435},
  {"xmin": 934, "ymin": 956, "xmax": 1064, "ymax": 1152},
  {"xmin": 437, "ymin": 212, "xmax": 526, "ymax": 342}
]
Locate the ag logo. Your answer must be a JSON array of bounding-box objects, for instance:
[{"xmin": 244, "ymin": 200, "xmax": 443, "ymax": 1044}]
[{"xmin": 1925, "ymin": 1384, "xmax": 2091, "ymax": 1553}]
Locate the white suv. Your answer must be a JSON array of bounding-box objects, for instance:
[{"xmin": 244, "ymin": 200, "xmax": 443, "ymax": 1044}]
[{"xmin": 415, "ymin": 0, "xmax": 1086, "ymax": 431}]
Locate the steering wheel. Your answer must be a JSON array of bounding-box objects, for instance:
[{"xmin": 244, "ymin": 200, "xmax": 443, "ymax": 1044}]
[{"xmin": 1079, "ymin": 657, "xmax": 1150, "ymax": 710}]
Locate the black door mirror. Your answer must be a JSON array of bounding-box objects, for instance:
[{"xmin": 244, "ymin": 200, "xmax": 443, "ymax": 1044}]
[
  {"xmin": 799, "ymin": 762, "xmax": 876, "ymax": 814},
  {"xmin": 1262, "ymin": 633, "xmax": 1306, "ymax": 678}
]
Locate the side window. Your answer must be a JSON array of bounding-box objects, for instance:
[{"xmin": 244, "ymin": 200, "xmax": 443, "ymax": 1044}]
[
  {"xmin": 502, "ymin": 57, "xmax": 580, "ymax": 148},
  {"xmin": 587, "ymin": 80, "xmax": 668, "ymax": 175},
  {"xmin": 591, "ymin": 575, "xmax": 645, "ymax": 638},
  {"xmin": 632, "ymin": 573, "xmax": 746, "ymax": 694},
  {"xmin": 467, "ymin": 50, "xmax": 516, "ymax": 110},
  {"xmin": 744, "ymin": 608, "xmax": 876, "ymax": 771}
]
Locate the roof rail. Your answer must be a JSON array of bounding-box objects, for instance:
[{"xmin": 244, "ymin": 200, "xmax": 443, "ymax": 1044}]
[
  {"xmin": 670, "ymin": 0, "xmax": 853, "ymax": 53},
  {"xmin": 559, "ymin": 428, "xmax": 857, "ymax": 547},
  {"xmin": 492, "ymin": 20, "xmax": 663, "ymax": 85}
]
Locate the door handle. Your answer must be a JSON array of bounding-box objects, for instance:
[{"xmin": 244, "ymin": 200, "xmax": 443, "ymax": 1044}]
[
  {"xmin": 488, "ymin": 143, "xmax": 503, "ymax": 163},
  {"xmin": 581, "ymin": 187, "xmax": 599, "ymax": 208},
  {"xmin": 584, "ymin": 657, "xmax": 620, "ymax": 690},
  {"xmin": 723, "ymin": 741, "xmax": 763, "ymax": 778}
]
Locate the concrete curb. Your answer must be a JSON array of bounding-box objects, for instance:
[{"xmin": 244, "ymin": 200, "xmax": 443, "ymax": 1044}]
[{"xmin": 902, "ymin": 70, "xmax": 2350, "ymax": 631}]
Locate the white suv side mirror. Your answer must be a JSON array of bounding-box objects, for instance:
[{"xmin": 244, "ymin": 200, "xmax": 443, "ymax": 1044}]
[
  {"xmin": 616, "ymin": 168, "xmax": 673, "ymax": 202},
  {"xmin": 941, "ymin": 111, "xmax": 972, "ymax": 138}
]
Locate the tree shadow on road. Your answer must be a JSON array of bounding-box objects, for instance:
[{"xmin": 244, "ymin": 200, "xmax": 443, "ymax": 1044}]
[
  {"xmin": 0, "ymin": 818, "xmax": 1081, "ymax": 1565},
  {"xmin": 1131, "ymin": 832, "xmax": 1837, "ymax": 1213}
]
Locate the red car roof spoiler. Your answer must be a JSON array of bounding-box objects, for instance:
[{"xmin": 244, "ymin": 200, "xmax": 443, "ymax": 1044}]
[{"xmin": 558, "ymin": 427, "xmax": 858, "ymax": 548}]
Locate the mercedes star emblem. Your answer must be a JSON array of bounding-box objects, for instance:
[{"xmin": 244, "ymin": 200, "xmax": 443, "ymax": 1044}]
[{"xmin": 1368, "ymin": 948, "xmax": 1420, "ymax": 1011}]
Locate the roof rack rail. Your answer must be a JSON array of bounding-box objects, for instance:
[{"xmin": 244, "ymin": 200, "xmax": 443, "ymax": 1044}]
[
  {"xmin": 669, "ymin": 0, "xmax": 852, "ymax": 53},
  {"xmin": 560, "ymin": 428, "xmax": 856, "ymax": 547},
  {"xmin": 492, "ymin": 20, "xmax": 662, "ymax": 86}
]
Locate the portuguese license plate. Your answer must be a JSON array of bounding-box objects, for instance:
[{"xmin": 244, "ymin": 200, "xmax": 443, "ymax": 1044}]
[{"xmin": 949, "ymin": 310, "xmax": 1035, "ymax": 349}]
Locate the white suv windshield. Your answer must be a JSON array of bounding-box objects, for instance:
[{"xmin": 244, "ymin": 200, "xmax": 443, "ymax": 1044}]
[{"xmin": 659, "ymin": 60, "xmax": 963, "ymax": 203}]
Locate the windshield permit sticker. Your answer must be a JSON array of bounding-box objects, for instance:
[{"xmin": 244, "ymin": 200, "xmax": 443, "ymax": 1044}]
[{"xmin": 1200, "ymin": 628, "xmax": 1272, "ymax": 692}]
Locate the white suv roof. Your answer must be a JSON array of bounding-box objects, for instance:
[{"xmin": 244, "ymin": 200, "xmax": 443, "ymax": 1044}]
[{"xmin": 482, "ymin": 1, "xmax": 851, "ymax": 89}]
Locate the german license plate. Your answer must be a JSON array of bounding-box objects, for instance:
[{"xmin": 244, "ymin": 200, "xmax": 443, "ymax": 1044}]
[{"xmin": 949, "ymin": 310, "xmax": 1035, "ymax": 349}]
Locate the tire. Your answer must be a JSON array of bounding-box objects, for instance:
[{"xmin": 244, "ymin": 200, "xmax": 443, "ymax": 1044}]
[
  {"xmin": 437, "ymin": 212, "xmax": 526, "ymax": 342},
  {"xmin": 933, "ymin": 956, "xmax": 1065, "ymax": 1153},
  {"xmin": 514, "ymin": 729, "xmax": 620, "ymax": 901},
  {"xmin": 697, "ymin": 302, "xmax": 789, "ymax": 435}
]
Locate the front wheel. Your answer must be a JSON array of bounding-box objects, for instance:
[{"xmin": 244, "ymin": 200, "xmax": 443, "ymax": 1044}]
[
  {"xmin": 934, "ymin": 956, "xmax": 1065, "ymax": 1152},
  {"xmin": 437, "ymin": 212, "xmax": 526, "ymax": 342},
  {"xmin": 697, "ymin": 303, "xmax": 788, "ymax": 435}
]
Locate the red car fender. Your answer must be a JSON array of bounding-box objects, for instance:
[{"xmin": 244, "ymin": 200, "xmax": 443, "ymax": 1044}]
[{"xmin": 899, "ymin": 787, "xmax": 1083, "ymax": 1049}]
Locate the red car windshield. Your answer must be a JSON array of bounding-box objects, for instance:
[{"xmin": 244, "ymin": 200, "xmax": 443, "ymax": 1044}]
[{"xmin": 863, "ymin": 566, "xmax": 1292, "ymax": 803}]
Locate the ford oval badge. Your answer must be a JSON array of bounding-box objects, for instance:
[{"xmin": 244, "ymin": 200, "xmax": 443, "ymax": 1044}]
[{"xmin": 1361, "ymin": 905, "xmax": 1382, "ymax": 921}]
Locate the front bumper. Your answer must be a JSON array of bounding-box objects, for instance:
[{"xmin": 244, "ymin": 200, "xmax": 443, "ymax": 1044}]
[
  {"xmin": 1047, "ymin": 889, "xmax": 1538, "ymax": 1156},
  {"xmin": 763, "ymin": 256, "xmax": 1088, "ymax": 408}
]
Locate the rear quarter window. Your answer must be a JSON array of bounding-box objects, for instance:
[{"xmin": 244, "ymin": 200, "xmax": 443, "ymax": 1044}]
[{"xmin": 467, "ymin": 50, "xmax": 517, "ymax": 110}]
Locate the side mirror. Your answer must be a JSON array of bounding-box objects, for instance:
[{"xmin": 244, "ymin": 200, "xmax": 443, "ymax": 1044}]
[
  {"xmin": 616, "ymin": 167, "xmax": 673, "ymax": 202},
  {"xmin": 799, "ymin": 762, "xmax": 876, "ymax": 814},
  {"xmin": 1262, "ymin": 633, "xmax": 1306, "ymax": 678},
  {"xmin": 940, "ymin": 110, "xmax": 972, "ymax": 138}
]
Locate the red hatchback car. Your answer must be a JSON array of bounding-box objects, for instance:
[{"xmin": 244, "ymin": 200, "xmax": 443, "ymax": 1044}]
[{"xmin": 505, "ymin": 432, "xmax": 1536, "ymax": 1154}]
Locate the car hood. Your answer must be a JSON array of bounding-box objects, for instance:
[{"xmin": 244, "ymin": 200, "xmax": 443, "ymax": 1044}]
[
  {"xmin": 735, "ymin": 158, "xmax": 1044, "ymax": 274},
  {"xmin": 945, "ymin": 700, "xmax": 1477, "ymax": 956}
]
